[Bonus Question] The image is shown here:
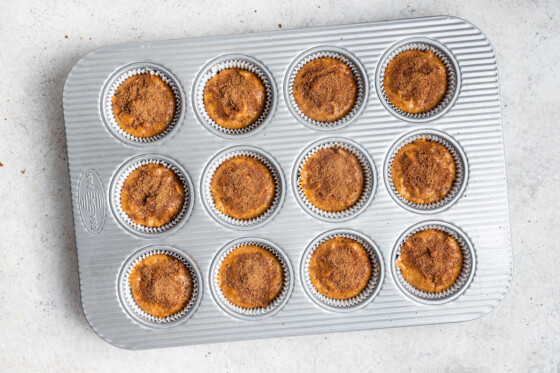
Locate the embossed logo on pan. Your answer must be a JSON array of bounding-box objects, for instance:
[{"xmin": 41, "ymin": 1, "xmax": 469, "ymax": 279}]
[{"xmin": 78, "ymin": 170, "xmax": 105, "ymax": 233}]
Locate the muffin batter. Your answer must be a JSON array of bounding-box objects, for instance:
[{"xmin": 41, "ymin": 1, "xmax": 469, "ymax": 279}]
[
  {"xmin": 293, "ymin": 57, "xmax": 357, "ymax": 122},
  {"xmin": 396, "ymin": 229, "xmax": 463, "ymax": 293},
  {"xmin": 383, "ymin": 50, "xmax": 447, "ymax": 114},
  {"xmin": 218, "ymin": 245, "xmax": 284, "ymax": 309},
  {"xmin": 112, "ymin": 73, "xmax": 176, "ymax": 138},
  {"xmin": 300, "ymin": 147, "xmax": 364, "ymax": 212}
]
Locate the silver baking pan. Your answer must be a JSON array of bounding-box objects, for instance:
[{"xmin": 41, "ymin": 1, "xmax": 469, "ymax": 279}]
[{"xmin": 62, "ymin": 15, "xmax": 513, "ymax": 350}]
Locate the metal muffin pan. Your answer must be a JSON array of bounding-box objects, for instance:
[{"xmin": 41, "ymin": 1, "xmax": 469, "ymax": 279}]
[{"xmin": 62, "ymin": 16, "xmax": 513, "ymax": 350}]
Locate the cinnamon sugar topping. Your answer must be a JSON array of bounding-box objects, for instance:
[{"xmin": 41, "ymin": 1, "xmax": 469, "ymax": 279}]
[
  {"xmin": 300, "ymin": 147, "xmax": 364, "ymax": 212},
  {"xmin": 120, "ymin": 163, "xmax": 185, "ymax": 227},
  {"xmin": 391, "ymin": 139, "xmax": 455, "ymax": 205},
  {"xmin": 383, "ymin": 50, "xmax": 447, "ymax": 114},
  {"xmin": 112, "ymin": 73, "xmax": 176, "ymax": 138},
  {"xmin": 293, "ymin": 57, "xmax": 357, "ymax": 122}
]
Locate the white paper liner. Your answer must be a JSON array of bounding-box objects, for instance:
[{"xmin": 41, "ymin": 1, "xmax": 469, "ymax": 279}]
[
  {"xmin": 113, "ymin": 158, "xmax": 191, "ymax": 234},
  {"xmin": 386, "ymin": 132, "xmax": 466, "ymax": 212},
  {"xmin": 394, "ymin": 223, "xmax": 474, "ymax": 303},
  {"xmin": 295, "ymin": 140, "xmax": 374, "ymax": 220},
  {"xmin": 287, "ymin": 50, "xmax": 366, "ymax": 128},
  {"xmin": 378, "ymin": 41, "xmax": 457, "ymax": 120},
  {"xmin": 194, "ymin": 59, "xmax": 274, "ymax": 136},
  {"xmin": 303, "ymin": 232, "xmax": 382, "ymax": 310},
  {"xmin": 202, "ymin": 150, "xmax": 282, "ymax": 229},
  {"xmin": 212, "ymin": 241, "xmax": 291, "ymax": 318},
  {"xmin": 122, "ymin": 248, "xmax": 200, "ymax": 325},
  {"xmin": 104, "ymin": 67, "xmax": 182, "ymax": 143}
]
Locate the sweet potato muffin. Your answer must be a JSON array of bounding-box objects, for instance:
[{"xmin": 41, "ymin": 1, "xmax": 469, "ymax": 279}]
[
  {"xmin": 396, "ymin": 229, "xmax": 463, "ymax": 293},
  {"xmin": 204, "ymin": 68, "xmax": 266, "ymax": 130},
  {"xmin": 112, "ymin": 73, "xmax": 176, "ymax": 138},
  {"xmin": 391, "ymin": 138, "xmax": 455, "ymax": 205},
  {"xmin": 210, "ymin": 156, "xmax": 275, "ymax": 220},
  {"xmin": 383, "ymin": 50, "xmax": 447, "ymax": 114},
  {"xmin": 218, "ymin": 245, "xmax": 283, "ymax": 309},
  {"xmin": 300, "ymin": 147, "xmax": 364, "ymax": 212},
  {"xmin": 293, "ymin": 57, "xmax": 357, "ymax": 122},
  {"xmin": 120, "ymin": 163, "xmax": 185, "ymax": 227},
  {"xmin": 129, "ymin": 254, "xmax": 193, "ymax": 318}
]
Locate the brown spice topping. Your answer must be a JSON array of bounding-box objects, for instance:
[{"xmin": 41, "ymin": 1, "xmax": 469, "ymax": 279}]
[
  {"xmin": 112, "ymin": 74, "xmax": 176, "ymax": 131},
  {"xmin": 391, "ymin": 139, "xmax": 455, "ymax": 204},
  {"xmin": 400, "ymin": 229, "xmax": 462, "ymax": 290},
  {"xmin": 210, "ymin": 156, "xmax": 275, "ymax": 220},
  {"xmin": 383, "ymin": 50, "xmax": 447, "ymax": 113},
  {"xmin": 300, "ymin": 147, "xmax": 364, "ymax": 212},
  {"xmin": 121, "ymin": 163, "xmax": 185, "ymax": 225},
  {"xmin": 135, "ymin": 255, "xmax": 192, "ymax": 309},
  {"xmin": 293, "ymin": 57, "xmax": 357, "ymax": 122},
  {"xmin": 203, "ymin": 68, "xmax": 266, "ymax": 129},
  {"xmin": 219, "ymin": 245, "xmax": 283, "ymax": 308}
]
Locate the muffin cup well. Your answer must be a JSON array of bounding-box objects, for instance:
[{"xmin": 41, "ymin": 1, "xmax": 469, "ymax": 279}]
[
  {"xmin": 292, "ymin": 138, "xmax": 376, "ymax": 222},
  {"xmin": 201, "ymin": 146, "xmax": 285, "ymax": 230},
  {"xmin": 384, "ymin": 128, "xmax": 468, "ymax": 214},
  {"xmin": 109, "ymin": 154, "xmax": 194, "ymax": 238},
  {"xmin": 283, "ymin": 46, "xmax": 368, "ymax": 130},
  {"xmin": 101, "ymin": 63, "xmax": 185, "ymax": 147},
  {"xmin": 118, "ymin": 246, "xmax": 202, "ymax": 328},
  {"xmin": 300, "ymin": 229, "xmax": 384, "ymax": 312},
  {"xmin": 209, "ymin": 238, "xmax": 293, "ymax": 321},
  {"xmin": 390, "ymin": 221, "xmax": 476, "ymax": 305},
  {"xmin": 192, "ymin": 55, "xmax": 277, "ymax": 139},
  {"xmin": 375, "ymin": 38, "xmax": 461, "ymax": 122}
]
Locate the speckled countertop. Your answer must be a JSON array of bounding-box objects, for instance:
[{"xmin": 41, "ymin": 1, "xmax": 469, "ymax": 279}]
[{"xmin": 0, "ymin": 0, "xmax": 558, "ymax": 371}]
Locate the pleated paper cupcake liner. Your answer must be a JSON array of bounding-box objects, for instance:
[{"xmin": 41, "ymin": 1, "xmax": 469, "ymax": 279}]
[
  {"xmin": 192, "ymin": 55, "xmax": 276, "ymax": 138},
  {"xmin": 376, "ymin": 38, "xmax": 461, "ymax": 122},
  {"xmin": 119, "ymin": 246, "xmax": 202, "ymax": 328},
  {"xmin": 284, "ymin": 46, "xmax": 368, "ymax": 130},
  {"xmin": 384, "ymin": 129, "xmax": 468, "ymax": 214},
  {"xmin": 110, "ymin": 155, "xmax": 193, "ymax": 237},
  {"xmin": 201, "ymin": 147, "xmax": 285, "ymax": 230},
  {"xmin": 293, "ymin": 138, "xmax": 376, "ymax": 222},
  {"xmin": 301, "ymin": 230, "xmax": 384, "ymax": 312},
  {"xmin": 102, "ymin": 64, "xmax": 184, "ymax": 145},
  {"xmin": 391, "ymin": 221, "xmax": 476, "ymax": 305},
  {"xmin": 209, "ymin": 238, "xmax": 293, "ymax": 320}
]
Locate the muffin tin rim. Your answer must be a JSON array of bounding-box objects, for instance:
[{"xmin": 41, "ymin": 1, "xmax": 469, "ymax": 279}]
[
  {"xmin": 117, "ymin": 245, "xmax": 203, "ymax": 329},
  {"xmin": 299, "ymin": 228, "xmax": 385, "ymax": 313},
  {"xmin": 208, "ymin": 237, "xmax": 294, "ymax": 321},
  {"xmin": 108, "ymin": 153, "xmax": 195, "ymax": 238},
  {"xmin": 99, "ymin": 62, "xmax": 186, "ymax": 147},
  {"xmin": 291, "ymin": 136, "xmax": 377, "ymax": 222},
  {"xmin": 200, "ymin": 145, "xmax": 286, "ymax": 231},
  {"xmin": 374, "ymin": 37, "xmax": 462, "ymax": 123},
  {"xmin": 383, "ymin": 128, "xmax": 469, "ymax": 214},
  {"xmin": 191, "ymin": 54, "xmax": 278, "ymax": 139},
  {"xmin": 389, "ymin": 220, "xmax": 477, "ymax": 305},
  {"xmin": 282, "ymin": 45, "xmax": 370, "ymax": 131}
]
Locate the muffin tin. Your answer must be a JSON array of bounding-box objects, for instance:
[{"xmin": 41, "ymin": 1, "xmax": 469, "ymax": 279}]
[{"xmin": 62, "ymin": 16, "xmax": 513, "ymax": 349}]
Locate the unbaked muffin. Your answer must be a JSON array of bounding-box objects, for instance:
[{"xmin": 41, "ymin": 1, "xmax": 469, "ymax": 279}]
[
  {"xmin": 293, "ymin": 57, "xmax": 357, "ymax": 122},
  {"xmin": 383, "ymin": 50, "xmax": 447, "ymax": 114},
  {"xmin": 210, "ymin": 156, "xmax": 275, "ymax": 220},
  {"xmin": 300, "ymin": 147, "xmax": 364, "ymax": 212},
  {"xmin": 203, "ymin": 68, "xmax": 266, "ymax": 130},
  {"xmin": 129, "ymin": 254, "xmax": 193, "ymax": 318},
  {"xmin": 120, "ymin": 163, "xmax": 185, "ymax": 227},
  {"xmin": 218, "ymin": 245, "xmax": 283, "ymax": 308},
  {"xmin": 391, "ymin": 138, "xmax": 455, "ymax": 205},
  {"xmin": 112, "ymin": 73, "xmax": 176, "ymax": 138},
  {"xmin": 396, "ymin": 229, "xmax": 462, "ymax": 293},
  {"xmin": 308, "ymin": 236, "xmax": 372, "ymax": 300}
]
